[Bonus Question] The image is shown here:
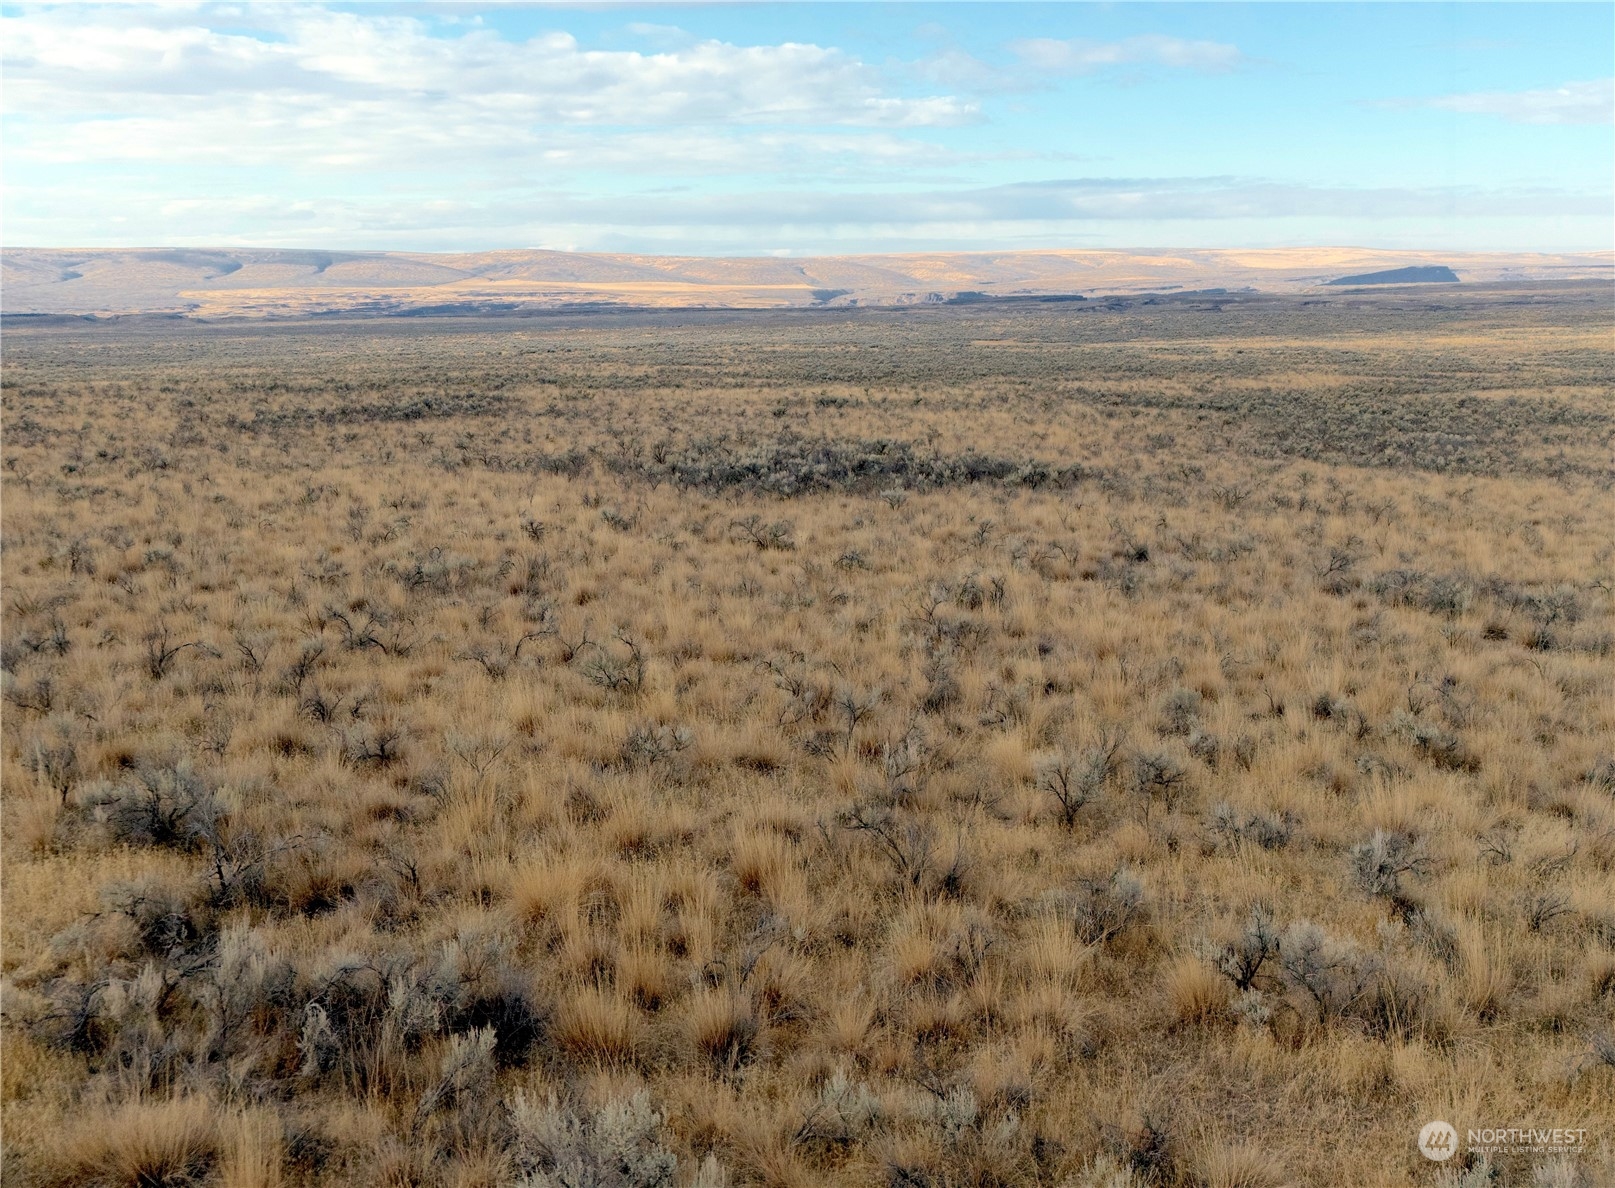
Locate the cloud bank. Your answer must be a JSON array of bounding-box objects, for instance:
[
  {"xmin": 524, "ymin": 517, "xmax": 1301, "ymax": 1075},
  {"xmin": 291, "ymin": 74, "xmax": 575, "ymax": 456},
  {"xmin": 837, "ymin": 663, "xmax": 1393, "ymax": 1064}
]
[
  {"xmin": 2, "ymin": 5, "xmax": 978, "ymax": 180},
  {"xmin": 1010, "ymin": 35, "xmax": 1246, "ymax": 75},
  {"xmin": 9, "ymin": 174, "xmax": 1601, "ymax": 255},
  {"xmin": 1425, "ymin": 78, "xmax": 1614, "ymax": 126}
]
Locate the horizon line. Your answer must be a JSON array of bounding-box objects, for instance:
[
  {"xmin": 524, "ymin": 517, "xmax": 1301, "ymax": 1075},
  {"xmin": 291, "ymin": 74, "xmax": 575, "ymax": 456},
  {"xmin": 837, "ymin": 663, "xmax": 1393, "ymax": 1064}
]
[{"xmin": 9, "ymin": 244, "xmax": 1614, "ymax": 258}]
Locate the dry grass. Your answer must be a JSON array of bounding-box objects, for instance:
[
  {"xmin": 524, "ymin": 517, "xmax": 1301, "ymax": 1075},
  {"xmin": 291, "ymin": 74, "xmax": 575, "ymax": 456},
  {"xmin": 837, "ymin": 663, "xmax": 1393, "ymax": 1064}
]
[
  {"xmin": 49, "ymin": 1096, "xmax": 221, "ymax": 1188},
  {"xmin": 3, "ymin": 290, "xmax": 1613, "ymax": 1187}
]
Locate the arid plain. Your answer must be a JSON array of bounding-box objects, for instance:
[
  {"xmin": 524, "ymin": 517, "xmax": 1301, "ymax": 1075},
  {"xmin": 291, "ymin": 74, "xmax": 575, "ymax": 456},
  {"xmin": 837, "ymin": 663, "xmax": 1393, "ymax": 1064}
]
[
  {"xmin": 2, "ymin": 282, "xmax": 1613, "ymax": 1188},
  {"xmin": 5, "ymin": 247, "xmax": 1610, "ymax": 318}
]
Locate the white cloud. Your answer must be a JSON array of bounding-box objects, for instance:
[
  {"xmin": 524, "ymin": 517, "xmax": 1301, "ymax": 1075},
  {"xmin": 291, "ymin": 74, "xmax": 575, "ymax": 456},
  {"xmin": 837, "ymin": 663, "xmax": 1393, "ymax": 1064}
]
[
  {"xmin": 913, "ymin": 48, "xmax": 1034, "ymax": 94},
  {"xmin": 1424, "ymin": 78, "xmax": 1614, "ymax": 126},
  {"xmin": 0, "ymin": 3, "xmax": 984, "ymax": 192},
  {"xmin": 10, "ymin": 174, "xmax": 1603, "ymax": 255},
  {"xmin": 623, "ymin": 23, "xmax": 696, "ymax": 50},
  {"xmin": 0, "ymin": 4, "xmax": 986, "ymax": 204},
  {"xmin": 1009, "ymin": 35, "xmax": 1246, "ymax": 75},
  {"xmin": 541, "ymin": 178, "xmax": 1609, "ymax": 229},
  {"xmin": 8, "ymin": 105, "xmax": 965, "ymax": 180},
  {"xmin": 1, "ymin": 6, "xmax": 975, "ymax": 130}
]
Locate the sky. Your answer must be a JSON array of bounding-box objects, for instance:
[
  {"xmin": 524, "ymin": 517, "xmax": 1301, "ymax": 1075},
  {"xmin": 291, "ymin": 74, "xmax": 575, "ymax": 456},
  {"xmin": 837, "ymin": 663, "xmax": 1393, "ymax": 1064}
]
[{"xmin": 2, "ymin": 2, "xmax": 1611, "ymax": 255}]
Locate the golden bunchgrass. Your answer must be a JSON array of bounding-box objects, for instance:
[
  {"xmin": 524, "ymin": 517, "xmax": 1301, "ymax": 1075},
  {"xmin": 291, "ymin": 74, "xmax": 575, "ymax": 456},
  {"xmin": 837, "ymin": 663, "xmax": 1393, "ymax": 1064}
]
[{"xmin": 3, "ymin": 293, "xmax": 1612, "ymax": 1186}]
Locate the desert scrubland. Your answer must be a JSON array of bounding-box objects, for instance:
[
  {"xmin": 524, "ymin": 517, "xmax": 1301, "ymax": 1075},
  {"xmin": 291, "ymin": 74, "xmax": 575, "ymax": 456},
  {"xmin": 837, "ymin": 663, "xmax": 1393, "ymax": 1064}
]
[{"xmin": 2, "ymin": 285, "xmax": 1613, "ymax": 1188}]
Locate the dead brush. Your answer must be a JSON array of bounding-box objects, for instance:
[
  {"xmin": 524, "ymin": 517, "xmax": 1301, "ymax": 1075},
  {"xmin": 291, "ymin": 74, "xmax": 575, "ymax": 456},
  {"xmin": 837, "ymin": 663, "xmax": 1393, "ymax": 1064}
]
[
  {"xmin": 1130, "ymin": 748, "xmax": 1192, "ymax": 820},
  {"xmin": 142, "ymin": 624, "xmax": 218, "ymax": 680},
  {"xmin": 1035, "ymin": 731, "xmax": 1121, "ymax": 829},
  {"xmin": 729, "ymin": 514, "xmax": 796, "ymax": 551},
  {"xmin": 1213, "ymin": 904, "xmax": 1281, "ymax": 992},
  {"xmin": 839, "ymin": 801, "xmax": 938, "ymax": 892},
  {"xmin": 1068, "ymin": 867, "xmax": 1146, "ymax": 946},
  {"xmin": 27, "ymin": 722, "xmax": 80, "ymax": 802},
  {"xmin": 580, "ymin": 631, "xmax": 648, "ymax": 695},
  {"xmin": 455, "ymin": 626, "xmax": 554, "ymax": 680}
]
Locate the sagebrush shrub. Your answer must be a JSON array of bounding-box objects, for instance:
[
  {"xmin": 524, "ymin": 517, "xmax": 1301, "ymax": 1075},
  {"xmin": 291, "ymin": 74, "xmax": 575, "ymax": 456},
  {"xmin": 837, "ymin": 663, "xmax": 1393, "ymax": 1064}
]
[{"xmin": 508, "ymin": 1091, "xmax": 679, "ymax": 1188}]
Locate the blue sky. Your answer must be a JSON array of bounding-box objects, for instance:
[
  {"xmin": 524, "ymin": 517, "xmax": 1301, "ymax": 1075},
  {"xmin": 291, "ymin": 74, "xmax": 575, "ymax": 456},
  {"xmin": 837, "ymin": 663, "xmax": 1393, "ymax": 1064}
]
[{"xmin": 2, "ymin": 2, "xmax": 1610, "ymax": 254}]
